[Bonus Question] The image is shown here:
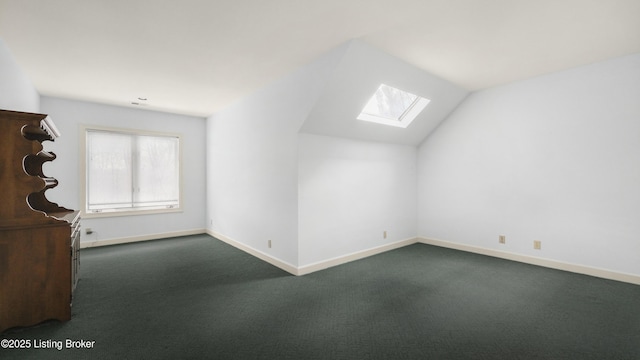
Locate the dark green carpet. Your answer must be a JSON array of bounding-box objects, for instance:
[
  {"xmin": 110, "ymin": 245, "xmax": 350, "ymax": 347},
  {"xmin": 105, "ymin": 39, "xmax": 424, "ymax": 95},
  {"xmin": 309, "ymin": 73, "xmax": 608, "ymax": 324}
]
[{"xmin": 2, "ymin": 234, "xmax": 639, "ymax": 359}]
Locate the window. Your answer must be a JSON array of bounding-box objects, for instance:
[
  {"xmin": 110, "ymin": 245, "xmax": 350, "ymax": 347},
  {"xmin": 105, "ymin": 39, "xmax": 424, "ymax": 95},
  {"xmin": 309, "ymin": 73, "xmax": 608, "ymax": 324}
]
[
  {"xmin": 82, "ymin": 127, "xmax": 181, "ymax": 216},
  {"xmin": 357, "ymin": 84, "xmax": 430, "ymax": 128}
]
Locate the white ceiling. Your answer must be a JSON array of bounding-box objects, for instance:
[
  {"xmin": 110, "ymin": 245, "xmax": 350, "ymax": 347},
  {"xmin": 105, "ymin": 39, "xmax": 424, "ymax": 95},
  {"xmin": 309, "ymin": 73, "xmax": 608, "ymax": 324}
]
[{"xmin": 1, "ymin": 0, "xmax": 639, "ymax": 117}]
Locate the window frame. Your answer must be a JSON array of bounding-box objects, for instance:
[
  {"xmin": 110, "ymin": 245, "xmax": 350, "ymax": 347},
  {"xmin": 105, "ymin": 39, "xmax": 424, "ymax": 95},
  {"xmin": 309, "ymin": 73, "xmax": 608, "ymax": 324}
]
[{"xmin": 79, "ymin": 124, "xmax": 183, "ymax": 218}]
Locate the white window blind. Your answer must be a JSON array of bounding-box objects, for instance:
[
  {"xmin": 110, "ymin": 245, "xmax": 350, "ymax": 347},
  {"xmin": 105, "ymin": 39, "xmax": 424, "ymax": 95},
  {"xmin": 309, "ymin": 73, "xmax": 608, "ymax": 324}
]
[{"xmin": 86, "ymin": 129, "xmax": 180, "ymax": 214}]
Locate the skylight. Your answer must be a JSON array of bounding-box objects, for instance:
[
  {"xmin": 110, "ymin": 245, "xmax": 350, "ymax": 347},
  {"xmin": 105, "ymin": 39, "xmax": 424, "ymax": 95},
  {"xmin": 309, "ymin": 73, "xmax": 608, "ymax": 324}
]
[{"xmin": 357, "ymin": 84, "xmax": 430, "ymax": 128}]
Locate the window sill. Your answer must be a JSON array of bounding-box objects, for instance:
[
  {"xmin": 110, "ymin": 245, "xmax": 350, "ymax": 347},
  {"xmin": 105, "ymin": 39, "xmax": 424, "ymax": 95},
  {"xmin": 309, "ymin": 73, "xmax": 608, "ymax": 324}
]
[{"xmin": 81, "ymin": 207, "xmax": 183, "ymax": 219}]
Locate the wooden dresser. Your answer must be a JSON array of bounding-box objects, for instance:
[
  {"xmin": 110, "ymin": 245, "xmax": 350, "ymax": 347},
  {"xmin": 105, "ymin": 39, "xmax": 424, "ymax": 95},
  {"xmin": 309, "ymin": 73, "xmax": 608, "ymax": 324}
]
[{"xmin": 0, "ymin": 109, "xmax": 80, "ymax": 333}]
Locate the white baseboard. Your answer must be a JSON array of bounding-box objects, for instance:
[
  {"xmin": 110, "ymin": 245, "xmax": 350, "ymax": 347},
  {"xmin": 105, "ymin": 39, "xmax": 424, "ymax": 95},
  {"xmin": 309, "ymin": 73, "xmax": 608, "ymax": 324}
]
[
  {"xmin": 80, "ymin": 228, "xmax": 639, "ymax": 285},
  {"xmin": 419, "ymin": 237, "xmax": 640, "ymax": 286},
  {"xmin": 206, "ymin": 230, "xmax": 299, "ymax": 275},
  {"xmin": 297, "ymin": 237, "xmax": 419, "ymax": 276},
  {"xmin": 206, "ymin": 230, "xmax": 418, "ymax": 276},
  {"xmin": 80, "ymin": 228, "xmax": 206, "ymax": 249}
]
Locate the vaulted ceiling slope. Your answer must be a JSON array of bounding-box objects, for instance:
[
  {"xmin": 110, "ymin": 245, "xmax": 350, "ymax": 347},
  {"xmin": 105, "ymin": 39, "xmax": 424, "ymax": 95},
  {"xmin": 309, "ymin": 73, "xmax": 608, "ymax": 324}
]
[
  {"xmin": 1, "ymin": 0, "xmax": 639, "ymax": 117},
  {"xmin": 300, "ymin": 41, "xmax": 468, "ymax": 146}
]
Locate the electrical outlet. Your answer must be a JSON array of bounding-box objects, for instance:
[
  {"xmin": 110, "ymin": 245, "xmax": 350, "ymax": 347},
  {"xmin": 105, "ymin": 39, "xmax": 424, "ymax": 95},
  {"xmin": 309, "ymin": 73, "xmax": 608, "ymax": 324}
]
[
  {"xmin": 499, "ymin": 235, "xmax": 506, "ymax": 244},
  {"xmin": 383, "ymin": 231, "xmax": 387, "ymax": 239},
  {"xmin": 533, "ymin": 240, "xmax": 541, "ymax": 250},
  {"xmin": 268, "ymin": 240, "xmax": 272, "ymax": 248}
]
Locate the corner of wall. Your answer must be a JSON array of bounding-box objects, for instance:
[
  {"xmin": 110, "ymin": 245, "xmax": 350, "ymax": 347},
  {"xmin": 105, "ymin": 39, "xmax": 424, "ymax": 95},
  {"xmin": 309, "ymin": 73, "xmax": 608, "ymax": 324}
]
[{"xmin": 0, "ymin": 38, "xmax": 40, "ymax": 113}]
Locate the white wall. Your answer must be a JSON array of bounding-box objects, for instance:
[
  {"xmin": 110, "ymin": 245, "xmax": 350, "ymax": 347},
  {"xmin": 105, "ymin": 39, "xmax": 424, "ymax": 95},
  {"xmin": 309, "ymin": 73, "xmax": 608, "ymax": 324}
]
[
  {"xmin": 206, "ymin": 45, "xmax": 345, "ymax": 267},
  {"xmin": 41, "ymin": 96, "xmax": 207, "ymax": 244},
  {"xmin": 0, "ymin": 38, "xmax": 39, "ymax": 112},
  {"xmin": 418, "ymin": 53, "xmax": 640, "ymax": 276},
  {"xmin": 298, "ymin": 134, "xmax": 417, "ymax": 267}
]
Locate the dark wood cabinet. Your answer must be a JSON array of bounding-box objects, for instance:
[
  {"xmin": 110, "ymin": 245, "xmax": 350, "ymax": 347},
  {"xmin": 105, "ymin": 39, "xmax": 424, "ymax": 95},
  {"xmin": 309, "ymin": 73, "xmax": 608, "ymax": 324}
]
[{"xmin": 0, "ymin": 109, "xmax": 80, "ymax": 333}]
